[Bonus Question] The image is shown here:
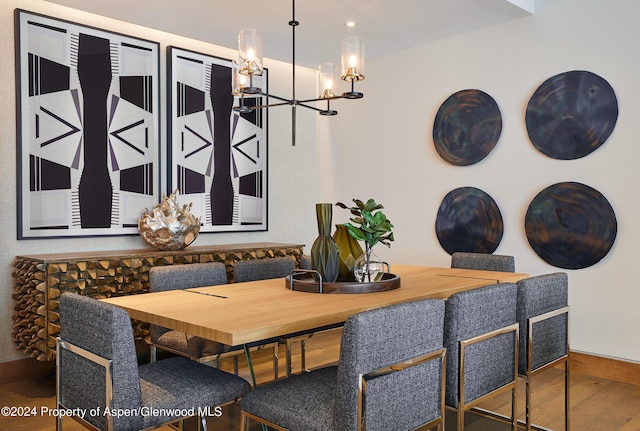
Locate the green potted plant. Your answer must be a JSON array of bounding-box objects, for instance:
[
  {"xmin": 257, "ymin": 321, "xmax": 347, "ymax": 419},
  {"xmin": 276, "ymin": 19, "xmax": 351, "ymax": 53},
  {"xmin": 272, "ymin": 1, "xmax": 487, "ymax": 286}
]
[{"xmin": 336, "ymin": 198, "xmax": 394, "ymax": 282}]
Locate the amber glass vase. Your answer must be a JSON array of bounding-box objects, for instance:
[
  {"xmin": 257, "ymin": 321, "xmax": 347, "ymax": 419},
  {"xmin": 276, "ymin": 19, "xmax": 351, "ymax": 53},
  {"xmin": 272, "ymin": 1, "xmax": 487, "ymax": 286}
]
[
  {"xmin": 310, "ymin": 203, "xmax": 340, "ymax": 283},
  {"xmin": 333, "ymin": 224, "xmax": 364, "ymax": 282}
]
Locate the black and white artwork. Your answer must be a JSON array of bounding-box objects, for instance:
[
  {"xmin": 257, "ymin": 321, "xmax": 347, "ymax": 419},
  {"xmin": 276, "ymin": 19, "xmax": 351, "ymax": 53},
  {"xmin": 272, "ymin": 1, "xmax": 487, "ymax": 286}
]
[
  {"xmin": 16, "ymin": 10, "xmax": 160, "ymax": 239},
  {"xmin": 168, "ymin": 47, "xmax": 268, "ymax": 233}
]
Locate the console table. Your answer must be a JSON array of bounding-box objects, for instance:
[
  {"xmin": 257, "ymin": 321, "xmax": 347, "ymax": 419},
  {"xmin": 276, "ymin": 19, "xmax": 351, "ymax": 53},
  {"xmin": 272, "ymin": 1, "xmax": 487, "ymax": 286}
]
[{"xmin": 12, "ymin": 242, "xmax": 305, "ymax": 361}]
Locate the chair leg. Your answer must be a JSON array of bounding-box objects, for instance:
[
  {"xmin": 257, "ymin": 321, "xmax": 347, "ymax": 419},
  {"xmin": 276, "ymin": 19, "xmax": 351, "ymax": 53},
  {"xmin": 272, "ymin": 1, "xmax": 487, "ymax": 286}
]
[
  {"xmin": 523, "ymin": 359, "xmax": 569, "ymax": 431},
  {"xmin": 150, "ymin": 345, "xmax": 157, "ymax": 363},
  {"xmin": 240, "ymin": 413, "xmax": 248, "ymax": 431},
  {"xmin": 198, "ymin": 414, "xmax": 207, "ymax": 431},
  {"xmin": 525, "ymin": 373, "xmax": 532, "ymax": 431},
  {"xmin": 457, "ymin": 408, "xmax": 464, "ymax": 431},
  {"xmin": 565, "ymin": 359, "xmax": 570, "ymax": 431},
  {"xmin": 272, "ymin": 342, "xmax": 279, "ymax": 381},
  {"xmin": 285, "ymin": 336, "xmax": 309, "ymax": 378},
  {"xmin": 285, "ymin": 338, "xmax": 294, "ymax": 378},
  {"xmin": 511, "ymin": 386, "xmax": 517, "ymax": 431}
]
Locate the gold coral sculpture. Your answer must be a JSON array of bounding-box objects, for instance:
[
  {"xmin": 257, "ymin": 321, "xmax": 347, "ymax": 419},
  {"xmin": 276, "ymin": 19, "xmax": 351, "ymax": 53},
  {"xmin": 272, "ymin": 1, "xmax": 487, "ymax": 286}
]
[{"xmin": 138, "ymin": 189, "xmax": 200, "ymax": 250}]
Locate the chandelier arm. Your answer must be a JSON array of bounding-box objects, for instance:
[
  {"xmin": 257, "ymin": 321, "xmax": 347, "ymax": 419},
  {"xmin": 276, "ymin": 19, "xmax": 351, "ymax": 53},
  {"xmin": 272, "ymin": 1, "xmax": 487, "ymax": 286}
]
[
  {"xmin": 297, "ymin": 95, "xmax": 343, "ymax": 104},
  {"xmin": 254, "ymin": 92, "xmax": 290, "ymax": 103},
  {"xmin": 235, "ymin": 99, "xmax": 330, "ymax": 113},
  {"xmin": 295, "ymin": 101, "xmax": 330, "ymax": 113},
  {"xmin": 250, "ymin": 101, "xmax": 292, "ymax": 109}
]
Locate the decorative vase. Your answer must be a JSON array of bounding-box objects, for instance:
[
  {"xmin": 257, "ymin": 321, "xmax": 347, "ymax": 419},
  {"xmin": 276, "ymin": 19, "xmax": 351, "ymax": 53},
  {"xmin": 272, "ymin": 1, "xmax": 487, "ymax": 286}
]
[
  {"xmin": 310, "ymin": 203, "xmax": 340, "ymax": 283},
  {"xmin": 333, "ymin": 224, "xmax": 364, "ymax": 282},
  {"xmin": 353, "ymin": 245, "xmax": 386, "ymax": 283}
]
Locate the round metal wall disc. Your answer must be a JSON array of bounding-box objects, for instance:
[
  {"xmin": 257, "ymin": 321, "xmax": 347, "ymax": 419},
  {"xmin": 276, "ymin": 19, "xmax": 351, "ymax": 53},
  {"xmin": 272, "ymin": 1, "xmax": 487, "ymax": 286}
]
[
  {"xmin": 436, "ymin": 186, "xmax": 504, "ymax": 255},
  {"xmin": 525, "ymin": 70, "xmax": 618, "ymax": 160},
  {"xmin": 433, "ymin": 89, "xmax": 502, "ymax": 166},
  {"xmin": 525, "ymin": 181, "xmax": 617, "ymax": 269}
]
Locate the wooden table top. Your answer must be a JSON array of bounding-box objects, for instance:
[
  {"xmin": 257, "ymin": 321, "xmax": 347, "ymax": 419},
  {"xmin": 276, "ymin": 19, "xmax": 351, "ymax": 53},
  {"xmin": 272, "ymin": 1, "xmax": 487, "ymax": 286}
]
[{"xmin": 102, "ymin": 265, "xmax": 528, "ymax": 346}]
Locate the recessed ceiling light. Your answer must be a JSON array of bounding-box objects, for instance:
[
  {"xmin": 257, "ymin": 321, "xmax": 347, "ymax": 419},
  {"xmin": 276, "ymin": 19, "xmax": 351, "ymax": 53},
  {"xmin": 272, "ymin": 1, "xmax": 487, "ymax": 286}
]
[{"xmin": 345, "ymin": 21, "xmax": 357, "ymax": 28}]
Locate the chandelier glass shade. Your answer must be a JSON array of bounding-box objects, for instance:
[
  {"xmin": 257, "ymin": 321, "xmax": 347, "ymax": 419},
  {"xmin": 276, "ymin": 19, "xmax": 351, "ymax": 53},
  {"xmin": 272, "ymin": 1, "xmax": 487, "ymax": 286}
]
[{"xmin": 232, "ymin": 0, "xmax": 365, "ymax": 145}]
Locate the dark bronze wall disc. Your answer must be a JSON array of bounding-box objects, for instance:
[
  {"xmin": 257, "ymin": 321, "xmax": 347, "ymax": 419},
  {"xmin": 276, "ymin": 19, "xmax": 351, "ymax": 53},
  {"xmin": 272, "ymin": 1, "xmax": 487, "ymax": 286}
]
[
  {"xmin": 435, "ymin": 186, "xmax": 504, "ymax": 255},
  {"xmin": 433, "ymin": 89, "xmax": 502, "ymax": 166},
  {"xmin": 525, "ymin": 182, "xmax": 617, "ymax": 269},
  {"xmin": 525, "ymin": 70, "xmax": 618, "ymax": 160}
]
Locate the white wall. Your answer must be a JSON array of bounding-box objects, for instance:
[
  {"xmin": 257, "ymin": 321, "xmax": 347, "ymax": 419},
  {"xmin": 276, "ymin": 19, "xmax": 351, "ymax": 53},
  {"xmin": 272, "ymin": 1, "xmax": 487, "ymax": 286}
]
[
  {"xmin": 3, "ymin": 0, "xmax": 639, "ymax": 365},
  {"xmin": 0, "ymin": 0, "xmax": 321, "ymax": 362},
  {"xmin": 324, "ymin": 0, "xmax": 640, "ymax": 362}
]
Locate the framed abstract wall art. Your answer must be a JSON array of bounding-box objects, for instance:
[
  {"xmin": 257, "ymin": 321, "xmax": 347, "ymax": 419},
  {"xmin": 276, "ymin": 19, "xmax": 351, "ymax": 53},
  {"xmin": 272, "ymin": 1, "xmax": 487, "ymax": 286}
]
[
  {"xmin": 15, "ymin": 10, "xmax": 161, "ymax": 239},
  {"xmin": 168, "ymin": 47, "xmax": 268, "ymax": 233}
]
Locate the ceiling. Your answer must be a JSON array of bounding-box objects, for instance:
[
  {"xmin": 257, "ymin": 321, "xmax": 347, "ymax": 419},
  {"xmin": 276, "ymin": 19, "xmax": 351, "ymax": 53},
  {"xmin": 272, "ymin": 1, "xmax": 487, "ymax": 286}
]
[{"xmin": 45, "ymin": 0, "xmax": 536, "ymax": 68}]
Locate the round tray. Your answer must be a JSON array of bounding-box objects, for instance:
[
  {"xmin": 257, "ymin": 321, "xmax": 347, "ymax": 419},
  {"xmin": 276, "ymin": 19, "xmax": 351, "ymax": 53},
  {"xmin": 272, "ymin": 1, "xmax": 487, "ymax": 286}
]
[{"xmin": 285, "ymin": 272, "xmax": 401, "ymax": 294}]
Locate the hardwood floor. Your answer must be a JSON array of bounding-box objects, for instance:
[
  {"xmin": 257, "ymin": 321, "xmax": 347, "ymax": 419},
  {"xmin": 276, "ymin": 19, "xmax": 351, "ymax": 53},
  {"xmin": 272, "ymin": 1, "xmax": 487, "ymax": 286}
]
[{"xmin": 2, "ymin": 329, "xmax": 639, "ymax": 430}]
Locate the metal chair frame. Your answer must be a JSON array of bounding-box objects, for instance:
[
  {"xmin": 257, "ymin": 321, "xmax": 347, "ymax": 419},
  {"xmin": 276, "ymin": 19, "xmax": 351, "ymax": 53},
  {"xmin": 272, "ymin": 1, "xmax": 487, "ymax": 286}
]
[
  {"xmin": 240, "ymin": 348, "xmax": 448, "ymax": 431},
  {"xmin": 477, "ymin": 306, "xmax": 571, "ymax": 431},
  {"xmin": 56, "ymin": 338, "xmax": 208, "ymax": 431},
  {"xmin": 476, "ymin": 306, "xmax": 570, "ymax": 431},
  {"xmin": 525, "ymin": 306, "xmax": 570, "ymax": 431},
  {"xmin": 359, "ymin": 348, "xmax": 447, "ymax": 431},
  {"xmin": 450, "ymin": 323, "xmax": 520, "ymax": 431}
]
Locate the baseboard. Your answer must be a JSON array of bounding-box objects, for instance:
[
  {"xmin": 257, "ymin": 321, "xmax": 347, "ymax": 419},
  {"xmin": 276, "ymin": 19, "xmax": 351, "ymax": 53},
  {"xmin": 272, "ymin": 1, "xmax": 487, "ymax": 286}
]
[
  {"xmin": 0, "ymin": 357, "xmax": 55, "ymax": 385},
  {"xmin": 571, "ymin": 351, "xmax": 640, "ymax": 386}
]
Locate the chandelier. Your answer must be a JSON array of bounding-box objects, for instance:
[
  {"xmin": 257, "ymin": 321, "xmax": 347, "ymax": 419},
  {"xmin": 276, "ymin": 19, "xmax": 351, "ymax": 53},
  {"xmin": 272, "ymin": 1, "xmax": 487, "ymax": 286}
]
[{"xmin": 232, "ymin": 0, "xmax": 365, "ymax": 146}]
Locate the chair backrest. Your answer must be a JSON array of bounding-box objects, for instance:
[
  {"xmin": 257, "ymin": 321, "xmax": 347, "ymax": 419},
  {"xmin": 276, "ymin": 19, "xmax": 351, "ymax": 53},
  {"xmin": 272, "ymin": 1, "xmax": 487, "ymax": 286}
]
[
  {"xmin": 300, "ymin": 254, "xmax": 312, "ymax": 270},
  {"xmin": 516, "ymin": 272, "xmax": 569, "ymax": 374},
  {"xmin": 450, "ymin": 251, "xmax": 515, "ymax": 272},
  {"xmin": 149, "ymin": 262, "xmax": 228, "ymax": 292},
  {"xmin": 233, "ymin": 256, "xmax": 295, "ymax": 282},
  {"xmin": 443, "ymin": 282, "xmax": 518, "ymax": 407},
  {"xmin": 333, "ymin": 298, "xmax": 445, "ymax": 431},
  {"xmin": 58, "ymin": 293, "xmax": 143, "ymax": 431}
]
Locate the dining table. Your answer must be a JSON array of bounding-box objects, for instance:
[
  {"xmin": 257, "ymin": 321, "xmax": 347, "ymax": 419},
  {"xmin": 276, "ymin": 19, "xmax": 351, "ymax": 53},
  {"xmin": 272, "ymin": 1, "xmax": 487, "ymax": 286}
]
[{"xmin": 102, "ymin": 264, "xmax": 528, "ymax": 347}]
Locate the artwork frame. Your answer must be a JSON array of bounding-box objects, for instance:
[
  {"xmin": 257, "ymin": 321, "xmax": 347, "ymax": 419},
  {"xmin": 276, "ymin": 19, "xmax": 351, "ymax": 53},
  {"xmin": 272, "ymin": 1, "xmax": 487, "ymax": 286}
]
[
  {"xmin": 15, "ymin": 9, "xmax": 161, "ymax": 239},
  {"xmin": 167, "ymin": 46, "xmax": 268, "ymax": 233}
]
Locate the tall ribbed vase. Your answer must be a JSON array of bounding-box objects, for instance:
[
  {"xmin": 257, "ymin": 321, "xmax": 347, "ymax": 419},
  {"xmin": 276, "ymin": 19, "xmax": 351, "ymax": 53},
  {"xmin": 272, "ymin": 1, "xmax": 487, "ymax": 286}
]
[
  {"xmin": 310, "ymin": 203, "xmax": 340, "ymax": 283},
  {"xmin": 333, "ymin": 224, "xmax": 364, "ymax": 282}
]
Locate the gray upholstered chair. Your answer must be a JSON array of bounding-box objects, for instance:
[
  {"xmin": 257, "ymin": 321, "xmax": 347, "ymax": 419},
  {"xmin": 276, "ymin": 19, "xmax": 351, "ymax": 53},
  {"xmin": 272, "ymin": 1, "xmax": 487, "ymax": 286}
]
[
  {"xmin": 56, "ymin": 292, "xmax": 251, "ymax": 431},
  {"xmin": 299, "ymin": 254, "xmax": 312, "ymax": 269},
  {"xmin": 240, "ymin": 298, "xmax": 447, "ymax": 431},
  {"xmin": 149, "ymin": 262, "xmax": 279, "ymax": 383},
  {"xmin": 450, "ymin": 251, "xmax": 516, "ymax": 272},
  {"xmin": 234, "ymin": 256, "xmax": 341, "ymax": 378},
  {"xmin": 444, "ymin": 282, "xmax": 519, "ymax": 431},
  {"xmin": 517, "ymin": 273, "xmax": 570, "ymax": 431},
  {"xmin": 235, "ymin": 257, "xmax": 303, "ymax": 378},
  {"xmin": 233, "ymin": 256, "xmax": 296, "ymax": 282},
  {"xmin": 149, "ymin": 262, "xmax": 228, "ymax": 363}
]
